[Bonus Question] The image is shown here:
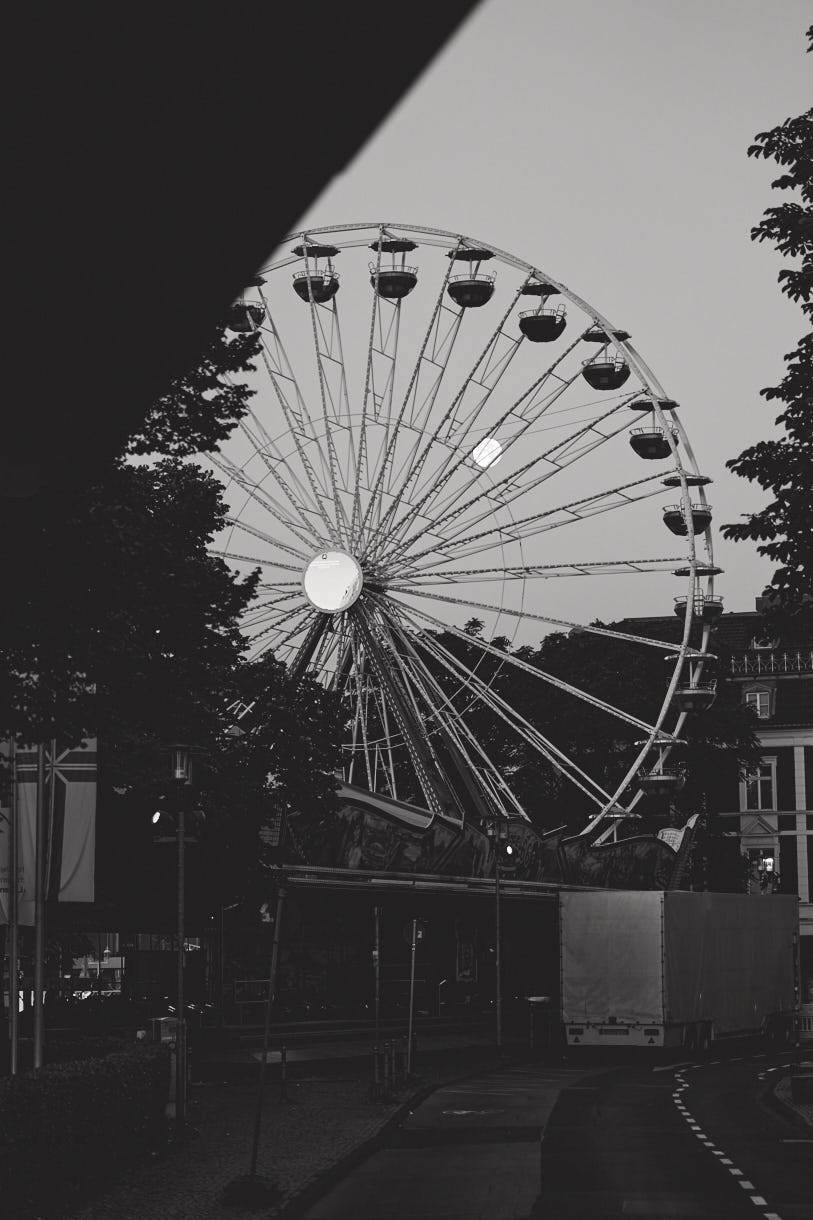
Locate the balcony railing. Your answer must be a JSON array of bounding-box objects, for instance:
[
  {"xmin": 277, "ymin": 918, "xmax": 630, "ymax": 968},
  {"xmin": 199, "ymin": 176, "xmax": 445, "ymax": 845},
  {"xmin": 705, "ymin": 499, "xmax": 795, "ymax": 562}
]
[{"xmin": 730, "ymin": 650, "xmax": 813, "ymax": 675}]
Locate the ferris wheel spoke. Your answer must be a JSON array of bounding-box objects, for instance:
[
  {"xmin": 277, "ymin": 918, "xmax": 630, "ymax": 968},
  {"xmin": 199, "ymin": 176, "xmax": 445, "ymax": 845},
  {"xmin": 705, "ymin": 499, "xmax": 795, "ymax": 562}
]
[
  {"xmin": 297, "ymin": 244, "xmax": 355, "ymax": 547},
  {"xmin": 415, "ymin": 393, "xmax": 637, "ymax": 535},
  {"xmin": 388, "ymin": 470, "xmax": 668, "ymax": 573},
  {"xmin": 388, "ymin": 585, "xmax": 695, "ymax": 657},
  {"xmin": 357, "ymin": 243, "xmax": 463, "ymax": 549},
  {"xmin": 211, "ymin": 548, "xmax": 302, "ymax": 575},
  {"xmin": 349, "ymin": 635, "xmax": 375, "ymax": 790},
  {"xmin": 351, "ymin": 231, "xmax": 393, "ymax": 546},
  {"xmin": 372, "ymin": 609, "xmax": 475, "ymax": 819},
  {"xmin": 224, "ymin": 516, "xmax": 310, "ymax": 565},
  {"xmin": 208, "ymin": 450, "xmax": 324, "ymax": 552},
  {"xmin": 371, "ymin": 332, "xmax": 590, "ymax": 565},
  {"xmin": 382, "ymin": 397, "xmax": 635, "ymax": 569},
  {"xmin": 378, "ymin": 599, "xmax": 528, "ymax": 818},
  {"xmin": 353, "ymin": 603, "xmax": 464, "ymax": 821},
  {"xmin": 378, "ymin": 277, "xmax": 531, "ymax": 535},
  {"xmin": 238, "ymin": 410, "xmax": 338, "ymax": 544},
  {"xmin": 392, "ymin": 597, "xmax": 678, "ymax": 739},
  {"xmin": 244, "ymin": 603, "xmax": 315, "ymax": 661},
  {"xmin": 394, "ymin": 556, "xmax": 689, "ymax": 584},
  {"xmin": 397, "ymin": 609, "xmax": 614, "ymax": 809},
  {"xmin": 241, "ymin": 590, "xmax": 304, "ymax": 625}
]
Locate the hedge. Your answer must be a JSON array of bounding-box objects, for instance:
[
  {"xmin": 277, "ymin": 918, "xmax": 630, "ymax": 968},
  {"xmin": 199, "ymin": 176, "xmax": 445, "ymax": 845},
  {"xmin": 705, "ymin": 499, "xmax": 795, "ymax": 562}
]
[{"xmin": 0, "ymin": 1044, "xmax": 170, "ymax": 1219}]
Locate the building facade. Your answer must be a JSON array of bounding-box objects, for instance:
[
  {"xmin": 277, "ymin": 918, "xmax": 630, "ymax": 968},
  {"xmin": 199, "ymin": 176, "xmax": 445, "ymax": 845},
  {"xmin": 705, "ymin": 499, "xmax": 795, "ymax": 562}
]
[{"xmin": 716, "ymin": 603, "xmax": 813, "ymax": 1001}]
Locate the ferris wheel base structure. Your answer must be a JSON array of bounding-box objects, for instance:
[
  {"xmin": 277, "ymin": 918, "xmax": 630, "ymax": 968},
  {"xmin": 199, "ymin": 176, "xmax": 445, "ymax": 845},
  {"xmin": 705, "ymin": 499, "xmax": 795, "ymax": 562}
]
[{"xmin": 274, "ymin": 781, "xmax": 693, "ymax": 892}]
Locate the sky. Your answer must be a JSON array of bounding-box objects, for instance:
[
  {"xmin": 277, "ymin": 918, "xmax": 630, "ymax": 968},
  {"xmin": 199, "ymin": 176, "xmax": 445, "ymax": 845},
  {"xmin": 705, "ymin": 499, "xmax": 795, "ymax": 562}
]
[{"xmin": 288, "ymin": 0, "xmax": 810, "ymax": 620}]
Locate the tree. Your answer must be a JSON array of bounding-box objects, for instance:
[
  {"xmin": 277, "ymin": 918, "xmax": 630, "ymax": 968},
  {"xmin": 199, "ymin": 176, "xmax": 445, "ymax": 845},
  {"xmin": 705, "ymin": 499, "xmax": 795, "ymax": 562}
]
[
  {"xmin": 722, "ymin": 32, "xmax": 813, "ymax": 634},
  {"xmin": 0, "ymin": 318, "xmax": 346, "ymax": 924},
  {"xmin": 0, "ymin": 323, "xmax": 262, "ymax": 747}
]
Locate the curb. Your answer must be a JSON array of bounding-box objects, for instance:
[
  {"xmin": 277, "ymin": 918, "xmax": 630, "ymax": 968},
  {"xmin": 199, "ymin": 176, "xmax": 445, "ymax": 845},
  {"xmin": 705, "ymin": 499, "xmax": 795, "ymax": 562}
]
[
  {"xmin": 273, "ymin": 1053, "xmax": 534, "ymax": 1218},
  {"xmin": 763, "ymin": 1072, "xmax": 813, "ymax": 1133}
]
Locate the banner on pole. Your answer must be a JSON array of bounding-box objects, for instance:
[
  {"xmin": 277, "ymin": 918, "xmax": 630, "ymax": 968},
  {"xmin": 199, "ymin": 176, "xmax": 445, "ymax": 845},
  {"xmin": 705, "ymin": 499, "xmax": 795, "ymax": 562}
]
[{"xmin": 0, "ymin": 739, "xmax": 96, "ymax": 925}]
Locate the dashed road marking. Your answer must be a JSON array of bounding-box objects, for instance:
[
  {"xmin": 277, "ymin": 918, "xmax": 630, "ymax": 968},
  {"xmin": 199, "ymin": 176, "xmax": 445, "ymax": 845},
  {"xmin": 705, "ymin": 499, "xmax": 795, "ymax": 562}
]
[{"xmin": 670, "ymin": 1067, "xmax": 780, "ymax": 1219}]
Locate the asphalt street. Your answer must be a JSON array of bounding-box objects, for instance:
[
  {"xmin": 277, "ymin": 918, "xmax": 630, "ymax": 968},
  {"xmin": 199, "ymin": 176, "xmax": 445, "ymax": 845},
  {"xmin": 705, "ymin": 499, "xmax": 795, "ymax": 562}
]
[{"xmin": 297, "ymin": 1049, "xmax": 812, "ymax": 1220}]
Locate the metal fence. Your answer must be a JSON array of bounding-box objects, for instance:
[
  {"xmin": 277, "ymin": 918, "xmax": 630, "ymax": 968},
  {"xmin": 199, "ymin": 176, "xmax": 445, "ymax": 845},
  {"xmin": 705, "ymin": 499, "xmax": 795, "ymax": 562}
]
[{"xmin": 730, "ymin": 651, "xmax": 813, "ymax": 675}]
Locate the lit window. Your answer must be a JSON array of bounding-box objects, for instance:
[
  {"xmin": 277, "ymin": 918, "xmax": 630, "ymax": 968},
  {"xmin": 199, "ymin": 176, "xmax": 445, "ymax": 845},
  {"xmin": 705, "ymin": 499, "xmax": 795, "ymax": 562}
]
[
  {"xmin": 747, "ymin": 848, "xmax": 779, "ymax": 893},
  {"xmin": 750, "ymin": 635, "xmax": 778, "ymax": 650},
  {"xmin": 740, "ymin": 760, "xmax": 777, "ymax": 811},
  {"xmin": 744, "ymin": 689, "xmax": 771, "ymax": 719}
]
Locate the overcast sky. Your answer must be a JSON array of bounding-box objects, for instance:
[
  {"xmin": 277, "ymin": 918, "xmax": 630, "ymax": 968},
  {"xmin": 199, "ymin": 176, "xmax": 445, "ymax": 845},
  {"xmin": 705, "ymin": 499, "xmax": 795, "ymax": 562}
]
[{"xmin": 293, "ymin": 0, "xmax": 810, "ymax": 619}]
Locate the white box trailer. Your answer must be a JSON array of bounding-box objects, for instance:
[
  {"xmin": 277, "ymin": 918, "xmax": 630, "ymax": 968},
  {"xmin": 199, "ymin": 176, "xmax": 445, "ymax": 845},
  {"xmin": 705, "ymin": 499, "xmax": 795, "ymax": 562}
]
[{"xmin": 560, "ymin": 890, "xmax": 799, "ymax": 1050}]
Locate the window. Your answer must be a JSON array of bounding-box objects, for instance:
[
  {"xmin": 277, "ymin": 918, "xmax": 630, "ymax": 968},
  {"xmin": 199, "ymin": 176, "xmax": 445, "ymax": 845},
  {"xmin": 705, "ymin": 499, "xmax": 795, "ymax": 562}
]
[
  {"xmin": 748, "ymin": 848, "xmax": 779, "ymax": 893},
  {"xmin": 740, "ymin": 759, "xmax": 777, "ymax": 811},
  {"xmin": 750, "ymin": 635, "xmax": 778, "ymax": 650},
  {"xmin": 744, "ymin": 688, "xmax": 771, "ymax": 719}
]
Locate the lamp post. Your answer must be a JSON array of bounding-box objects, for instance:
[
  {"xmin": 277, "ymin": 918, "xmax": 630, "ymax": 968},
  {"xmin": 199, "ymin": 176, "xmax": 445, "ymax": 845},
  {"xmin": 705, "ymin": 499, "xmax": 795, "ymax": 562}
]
[
  {"xmin": 484, "ymin": 814, "xmax": 512, "ymax": 1055},
  {"xmin": 155, "ymin": 743, "xmax": 195, "ymax": 1140}
]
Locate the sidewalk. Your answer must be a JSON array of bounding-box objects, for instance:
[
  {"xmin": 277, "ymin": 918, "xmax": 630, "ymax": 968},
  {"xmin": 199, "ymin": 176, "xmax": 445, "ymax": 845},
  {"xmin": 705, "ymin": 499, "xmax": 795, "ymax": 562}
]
[
  {"xmin": 202, "ymin": 1026, "xmax": 502, "ymax": 1075},
  {"xmin": 66, "ymin": 1040, "xmax": 522, "ymax": 1220}
]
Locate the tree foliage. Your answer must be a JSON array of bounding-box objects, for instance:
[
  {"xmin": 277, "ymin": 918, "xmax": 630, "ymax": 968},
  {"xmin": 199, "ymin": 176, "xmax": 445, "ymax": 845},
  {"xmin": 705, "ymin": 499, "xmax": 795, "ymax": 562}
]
[
  {"xmin": 723, "ymin": 31, "xmax": 813, "ymax": 634},
  {"xmin": 0, "ymin": 319, "xmax": 345, "ymax": 921},
  {"xmin": 125, "ymin": 326, "xmax": 261, "ymax": 458}
]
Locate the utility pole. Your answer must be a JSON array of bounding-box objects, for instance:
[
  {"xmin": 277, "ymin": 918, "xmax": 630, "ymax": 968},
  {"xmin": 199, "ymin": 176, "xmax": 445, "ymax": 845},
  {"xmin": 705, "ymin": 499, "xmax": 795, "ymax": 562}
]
[
  {"xmin": 8, "ymin": 739, "xmax": 19, "ymax": 1075},
  {"xmin": 176, "ymin": 795, "xmax": 186, "ymax": 1137},
  {"xmin": 495, "ymin": 844, "xmax": 502, "ymax": 1054},
  {"xmin": 33, "ymin": 743, "xmax": 46, "ymax": 1069}
]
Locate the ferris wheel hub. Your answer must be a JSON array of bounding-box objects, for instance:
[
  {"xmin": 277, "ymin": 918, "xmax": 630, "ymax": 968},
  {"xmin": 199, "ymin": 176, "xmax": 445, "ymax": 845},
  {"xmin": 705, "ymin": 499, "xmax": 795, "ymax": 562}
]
[{"xmin": 302, "ymin": 549, "xmax": 363, "ymax": 613}]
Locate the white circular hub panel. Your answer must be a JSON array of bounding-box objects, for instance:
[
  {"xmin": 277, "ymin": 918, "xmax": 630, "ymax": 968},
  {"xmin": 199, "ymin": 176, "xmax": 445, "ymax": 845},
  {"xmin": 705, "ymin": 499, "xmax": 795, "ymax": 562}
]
[{"xmin": 303, "ymin": 550, "xmax": 363, "ymax": 613}]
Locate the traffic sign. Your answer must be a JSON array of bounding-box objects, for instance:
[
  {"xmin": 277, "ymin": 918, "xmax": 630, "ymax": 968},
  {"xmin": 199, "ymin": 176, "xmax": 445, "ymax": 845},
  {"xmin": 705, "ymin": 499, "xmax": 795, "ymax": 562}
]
[{"xmin": 402, "ymin": 919, "xmax": 427, "ymax": 945}]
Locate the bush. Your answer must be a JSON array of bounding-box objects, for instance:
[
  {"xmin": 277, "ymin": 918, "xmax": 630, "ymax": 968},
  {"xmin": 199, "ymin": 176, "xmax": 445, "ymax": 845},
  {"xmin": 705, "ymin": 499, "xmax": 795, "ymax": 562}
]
[{"xmin": 0, "ymin": 1044, "xmax": 170, "ymax": 1219}]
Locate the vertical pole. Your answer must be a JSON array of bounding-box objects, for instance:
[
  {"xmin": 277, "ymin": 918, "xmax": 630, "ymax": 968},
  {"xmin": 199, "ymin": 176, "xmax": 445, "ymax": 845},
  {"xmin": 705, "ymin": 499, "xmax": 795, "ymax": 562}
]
[
  {"xmin": 374, "ymin": 905, "xmax": 381, "ymax": 1049},
  {"xmin": 279, "ymin": 1043, "xmax": 288, "ymax": 1102},
  {"xmin": 8, "ymin": 739, "xmax": 19, "ymax": 1076},
  {"xmin": 219, "ymin": 903, "xmax": 225, "ymax": 1027},
  {"xmin": 495, "ymin": 848, "xmax": 502, "ymax": 1054},
  {"xmin": 406, "ymin": 917, "xmax": 417, "ymax": 1076},
  {"xmin": 249, "ymin": 880, "xmax": 287, "ymax": 1178},
  {"xmin": 33, "ymin": 743, "xmax": 46, "ymax": 1069},
  {"xmin": 176, "ymin": 801, "xmax": 186, "ymax": 1137}
]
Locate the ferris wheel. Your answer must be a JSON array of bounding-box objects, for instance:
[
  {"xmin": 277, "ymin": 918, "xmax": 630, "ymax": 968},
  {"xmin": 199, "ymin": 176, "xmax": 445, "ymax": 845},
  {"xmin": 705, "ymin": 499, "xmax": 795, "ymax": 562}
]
[{"xmin": 212, "ymin": 221, "xmax": 721, "ymax": 838}]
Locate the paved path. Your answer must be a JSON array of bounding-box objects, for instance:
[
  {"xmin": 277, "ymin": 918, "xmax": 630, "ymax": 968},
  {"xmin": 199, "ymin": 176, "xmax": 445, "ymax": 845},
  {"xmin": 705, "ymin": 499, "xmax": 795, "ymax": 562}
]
[{"xmin": 300, "ymin": 1062, "xmax": 602, "ymax": 1219}]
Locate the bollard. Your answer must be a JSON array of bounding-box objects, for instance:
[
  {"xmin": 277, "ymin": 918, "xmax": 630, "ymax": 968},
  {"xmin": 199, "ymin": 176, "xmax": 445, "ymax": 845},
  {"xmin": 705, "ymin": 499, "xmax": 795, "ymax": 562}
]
[{"xmin": 279, "ymin": 1044, "xmax": 288, "ymax": 1102}]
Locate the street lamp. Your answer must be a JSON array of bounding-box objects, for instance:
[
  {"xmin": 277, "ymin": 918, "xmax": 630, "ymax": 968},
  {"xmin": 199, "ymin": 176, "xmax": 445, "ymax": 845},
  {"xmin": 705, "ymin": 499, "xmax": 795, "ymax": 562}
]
[{"xmin": 484, "ymin": 814, "xmax": 513, "ymax": 1054}]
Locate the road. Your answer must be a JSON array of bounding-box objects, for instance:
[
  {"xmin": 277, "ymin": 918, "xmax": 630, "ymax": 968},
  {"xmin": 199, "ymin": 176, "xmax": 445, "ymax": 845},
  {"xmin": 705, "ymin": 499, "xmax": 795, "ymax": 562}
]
[{"xmin": 298, "ymin": 1049, "xmax": 812, "ymax": 1220}]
